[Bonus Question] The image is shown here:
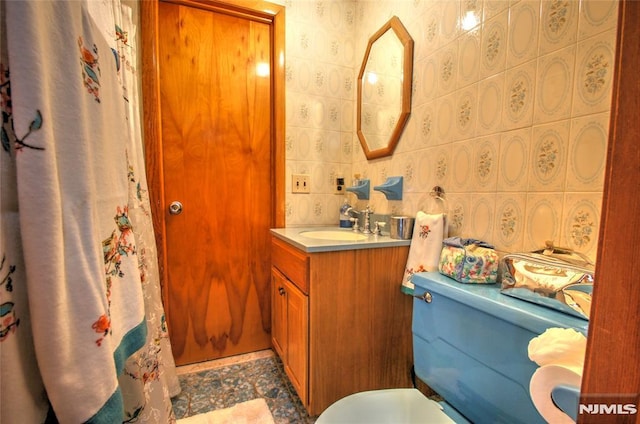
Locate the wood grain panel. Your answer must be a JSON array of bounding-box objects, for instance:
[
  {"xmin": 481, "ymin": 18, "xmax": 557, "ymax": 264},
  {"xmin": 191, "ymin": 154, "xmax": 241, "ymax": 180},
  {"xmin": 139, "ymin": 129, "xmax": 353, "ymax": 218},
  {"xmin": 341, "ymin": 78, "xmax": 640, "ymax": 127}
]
[
  {"xmin": 140, "ymin": 0, "xmax": 170, "ymax": 303},
  {"xmin": 158, "ymin": 1, "xmax": 272, "ymax": 364},
  {"xmin": 271, "ymin": 237, "xmax": 309, "ymax": 294},
  {"xmin": 270, "ymin": 268, "xmax": 287, "ymax": 358},
  {"xmin": 308, "ymin": 246, "xmax": 412, "ymax": 415},
  {"xmin": 271, "ymin": 264, "xmax": 309, "ymax": 405},
  {"xmin": 283, "ymin": 275, "xmax": 309, "ymax": 405},
  {"xmin": 580, "ymin": 2, "xmax": 640, "ymax": 422},
  {"xmin": 358, "ymin": 247, "xmax": 414, "ymax": 389}
]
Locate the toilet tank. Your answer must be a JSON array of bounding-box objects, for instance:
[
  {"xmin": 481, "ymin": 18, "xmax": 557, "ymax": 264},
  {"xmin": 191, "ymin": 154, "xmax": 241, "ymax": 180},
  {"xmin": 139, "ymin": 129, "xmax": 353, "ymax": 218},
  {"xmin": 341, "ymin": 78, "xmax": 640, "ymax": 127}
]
[{"xmin": 411, "ymin": 272, "xmax": 588, "ymax": 424}]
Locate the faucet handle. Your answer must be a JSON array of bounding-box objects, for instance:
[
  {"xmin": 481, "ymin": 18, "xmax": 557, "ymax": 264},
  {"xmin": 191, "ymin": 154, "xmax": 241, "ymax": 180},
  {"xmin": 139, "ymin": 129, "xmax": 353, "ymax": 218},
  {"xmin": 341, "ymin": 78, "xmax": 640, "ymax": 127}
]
[
  {"xmin": 373, "ymin": 221, "xmax": 386, "ymax": 236},
  {"xmin": 350, "ymin": 217, "xmax": 359, "ymax": 232}
]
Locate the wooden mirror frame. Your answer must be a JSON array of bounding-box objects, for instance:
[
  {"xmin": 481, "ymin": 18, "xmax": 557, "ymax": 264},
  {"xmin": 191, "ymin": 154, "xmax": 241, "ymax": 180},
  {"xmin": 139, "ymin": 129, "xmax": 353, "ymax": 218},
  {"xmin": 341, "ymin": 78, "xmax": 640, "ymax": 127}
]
[{"xmin": 357, "ymin": 16, "xmax": 414, "ymax": 160}]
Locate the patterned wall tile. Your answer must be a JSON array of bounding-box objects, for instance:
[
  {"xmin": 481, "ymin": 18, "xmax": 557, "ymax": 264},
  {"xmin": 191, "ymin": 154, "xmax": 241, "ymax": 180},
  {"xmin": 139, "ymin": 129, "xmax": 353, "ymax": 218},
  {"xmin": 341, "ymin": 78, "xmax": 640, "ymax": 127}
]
[
  {"xmin": 497, "ymin": 127, "xmax": 531, "ymax": 191},
  {"xmin": 340, "ymin": 132, "xmax": 353, "ymax": 163},
  {"xmin": 419, "ymin": 55, "xmax": 438, "ymax": 101},
  {"xmin": 284, "ymin": 0, "xmax": 614, "ymax": 253},
  {"xmin": 484, "ymin": 0, "xmax": 510, "ymax": 21},
  {"xmin": 422, "ymin": 3, "xmax": 442, "ymax": 52},
  {"xmin": 340, "ymin": 99, "xmax": 354, "ymax": 132},
  {"xmin": 400, "ymin": 152, "xmax": 419, "ymax": 193},
  {"xmin": 414, "ymin": 101, "xmax": 436, "ymax": 147},
  {"xmin": 477, "ymin": 72, "xmax": 504, "ymax": 135},
  {"xmin": 578, "ymin": 0, "xmax": 618, "ymax": 41},
  {"xmin": 524, "ymin": 193, "xmax": 563, "ymax": 251},
  {"xmin": 454, "ymin": 84, "xmax": 478, "ymax": 140},
  {"xmin": 310, "ymin": 97, "xmax": 327, "ymax": 129},
  {"xmin": 469, "ymin": 193, "xmax": 497, "ymax": 241},
  {"xmin": 507, "ymin": 0, "xmax": 540, "ymax": 69},
  {"xmin": 572, "ymin": 29, "xmax": 616, "ymax": 117},
  {"xmin": 437, "ymin": 44, "xmax": 459, "ymax": 96},
  {"xmin": 539, "ymin": 0, "xmax": 578, "ymax": 55},
  {"xmin": 480, "ymin": 10, "xmax": 508, "ymax": 79},
  {"xmin": 502, "ymin": 59, "xmax": 536, "ymax": 130},
  {"xmin": 327, "ymin": 68, "xmax": 343, "ymax": 98},
  {"xmin": 534, "ymin": 45, "xmax": 576, "ymax": 124},
  {"xmin": 493, "ymin": 193, "xmax": 526, "ymax": 252},
  {"xmin": 416, "ymin": 147, "xmax": 433, "ymax": 189},
  {"xmin": 461, "ymin": 0, "xmax": 483, "ymax": 32},
  {"xmin": 451, "ymin": 140, "xmax": 474, "ymax": 192},
  {"xmin": 528, "ymin": 120, "xmax": 569, "ymax": 192},
  {"xmin": 340, "ymin": 66, "xmax": 355, "ymax": 100},
  {"xmin": 433, "ymin": 146, "xmax": 452, "ymax": 190},
  {"xmin": 561, "ymin": 192, "xmax": 602, "ymax": 260},
  {"xmin": 436, "ymin": 94, "xmax": 455, "ymax": 143},
  {"xmin": 473, "ymin": 134, "xmax": 501, "ymax": 192},
  {"xmin": 457, "ymin": 27, "xmax": 481, "ymax": 88},
  {"xmin": 445, "ymin": 193, "xmax": 470, "ymax": 237},
  {"xmin": 566, "ymin": 112, "xmax": 608, "ymax": 191},
  {"xmin": 440, "ymin": 0, "xmax": 461, "ymax": 46}
]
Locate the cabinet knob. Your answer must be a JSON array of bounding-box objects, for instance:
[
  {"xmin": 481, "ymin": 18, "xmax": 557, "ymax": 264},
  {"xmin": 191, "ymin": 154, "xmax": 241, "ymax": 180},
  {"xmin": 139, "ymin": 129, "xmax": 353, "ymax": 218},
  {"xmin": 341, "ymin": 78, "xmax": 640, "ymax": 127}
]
[{"xmin": 278, "ymin": 287, "xmax": 285, "ymax": 296}]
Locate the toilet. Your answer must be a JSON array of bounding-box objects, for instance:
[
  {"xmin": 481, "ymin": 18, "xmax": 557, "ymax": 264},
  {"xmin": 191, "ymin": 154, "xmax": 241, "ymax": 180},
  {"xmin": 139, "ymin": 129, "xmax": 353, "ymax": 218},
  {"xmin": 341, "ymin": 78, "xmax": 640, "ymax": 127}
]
[{"xmin": 317, "ymin": 272, "xmax": 588, "ymax": 423}]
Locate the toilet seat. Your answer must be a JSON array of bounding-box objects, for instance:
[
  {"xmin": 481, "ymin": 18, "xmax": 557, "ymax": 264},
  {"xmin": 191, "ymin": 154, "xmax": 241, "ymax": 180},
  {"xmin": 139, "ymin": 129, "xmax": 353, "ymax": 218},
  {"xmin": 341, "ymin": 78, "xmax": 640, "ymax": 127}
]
[{"xmin": 315, "ymin": 388, "xmax": 457, "ymax": 424}]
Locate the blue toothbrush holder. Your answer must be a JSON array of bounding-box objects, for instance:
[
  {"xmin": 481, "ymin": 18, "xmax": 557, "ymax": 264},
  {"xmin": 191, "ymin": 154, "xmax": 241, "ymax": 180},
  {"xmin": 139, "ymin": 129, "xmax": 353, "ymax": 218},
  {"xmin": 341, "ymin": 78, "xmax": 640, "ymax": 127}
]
[
  {"xmin": 373, "ymin": 176, "xmax": 403, "ymax": 200},
  {"xmin": 346, "ymin": 179, "xmax": 370, "ymax": 200}
]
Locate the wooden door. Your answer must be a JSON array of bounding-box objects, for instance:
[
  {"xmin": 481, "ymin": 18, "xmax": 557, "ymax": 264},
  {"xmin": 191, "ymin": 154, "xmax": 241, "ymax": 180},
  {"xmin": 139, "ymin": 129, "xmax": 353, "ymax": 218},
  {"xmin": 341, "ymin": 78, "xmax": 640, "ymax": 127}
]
[
  {"xmin": 579, "ymin": 1, "xmax": 640, "ymax": 422},
  {"xmin": 153, "ymin": 0, "xmax": 278, "ymax": 365}
]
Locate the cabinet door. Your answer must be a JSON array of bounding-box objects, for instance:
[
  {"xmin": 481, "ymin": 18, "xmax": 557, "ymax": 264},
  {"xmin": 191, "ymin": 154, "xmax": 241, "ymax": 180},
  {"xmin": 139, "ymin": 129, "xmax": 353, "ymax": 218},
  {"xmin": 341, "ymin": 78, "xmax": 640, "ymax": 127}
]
[
  {"xmin": 284, "ymin": 277, "xmax": 308, "ymax": 405},
  {"xmin": 271, "ymin": 268, "xmax": 288, "ymax": 358}
]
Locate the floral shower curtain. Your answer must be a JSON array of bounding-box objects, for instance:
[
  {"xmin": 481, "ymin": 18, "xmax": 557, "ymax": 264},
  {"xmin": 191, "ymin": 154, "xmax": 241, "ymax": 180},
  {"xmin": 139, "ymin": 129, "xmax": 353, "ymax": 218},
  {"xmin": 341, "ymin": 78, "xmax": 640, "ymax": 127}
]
[{"xmin": 0, "ymin": 1, "xmax": 180, "ymax": 422}]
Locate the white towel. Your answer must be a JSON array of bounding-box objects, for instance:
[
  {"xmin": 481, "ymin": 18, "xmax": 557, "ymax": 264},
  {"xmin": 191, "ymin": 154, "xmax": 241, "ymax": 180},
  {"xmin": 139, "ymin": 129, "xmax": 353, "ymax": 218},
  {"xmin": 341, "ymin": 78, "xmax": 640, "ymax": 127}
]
[{"xmin": 401, "ymin": 212, "xmax": 447, "ymax": 294}]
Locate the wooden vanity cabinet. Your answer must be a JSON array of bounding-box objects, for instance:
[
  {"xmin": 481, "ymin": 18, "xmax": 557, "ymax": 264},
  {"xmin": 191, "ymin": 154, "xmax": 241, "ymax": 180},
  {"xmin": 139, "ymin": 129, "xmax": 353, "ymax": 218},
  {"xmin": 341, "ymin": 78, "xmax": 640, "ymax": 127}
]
[
  {"xmin": 271, "ymin": 236, "xmax": 413, "ymax": 416},
  {"xmin": 271, "ymin": 266, "xmax": 309, "ymax": 404}
]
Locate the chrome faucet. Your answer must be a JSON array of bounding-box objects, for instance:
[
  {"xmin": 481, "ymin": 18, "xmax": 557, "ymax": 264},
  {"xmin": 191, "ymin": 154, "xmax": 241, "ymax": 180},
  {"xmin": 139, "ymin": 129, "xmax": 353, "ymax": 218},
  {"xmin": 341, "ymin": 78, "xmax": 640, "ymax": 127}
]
[
  {"xmin": 346, "ymin": 205, "xmax": 375, "ymax": 234},
  {"xmin": 361, "ymin": 205, "xmax": 373, "ymax": 234}
]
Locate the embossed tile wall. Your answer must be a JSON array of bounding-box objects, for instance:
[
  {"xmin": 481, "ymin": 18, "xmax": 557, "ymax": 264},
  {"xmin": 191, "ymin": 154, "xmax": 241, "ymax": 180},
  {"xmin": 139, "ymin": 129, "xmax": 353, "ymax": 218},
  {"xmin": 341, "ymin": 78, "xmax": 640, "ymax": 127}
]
[{"xmin": 284, "ymin": 0, "xmax": 618, "ymax": 260}]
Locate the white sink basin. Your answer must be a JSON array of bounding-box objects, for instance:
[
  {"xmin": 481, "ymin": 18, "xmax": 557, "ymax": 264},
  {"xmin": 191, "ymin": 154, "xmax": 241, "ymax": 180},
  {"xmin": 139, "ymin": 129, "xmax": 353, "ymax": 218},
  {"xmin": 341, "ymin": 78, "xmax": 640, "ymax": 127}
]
[{"xmin": 299, "ymin": 230, "xmax": 368, "ymax": 241}]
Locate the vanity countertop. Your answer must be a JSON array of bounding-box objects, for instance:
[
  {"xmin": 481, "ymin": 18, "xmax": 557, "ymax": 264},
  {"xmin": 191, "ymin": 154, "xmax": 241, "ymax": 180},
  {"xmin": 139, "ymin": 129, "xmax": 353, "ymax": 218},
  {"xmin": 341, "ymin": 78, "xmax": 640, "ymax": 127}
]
[{"xmin": 270, "ymin": 226, "xmax": 412, "ymax": 253}]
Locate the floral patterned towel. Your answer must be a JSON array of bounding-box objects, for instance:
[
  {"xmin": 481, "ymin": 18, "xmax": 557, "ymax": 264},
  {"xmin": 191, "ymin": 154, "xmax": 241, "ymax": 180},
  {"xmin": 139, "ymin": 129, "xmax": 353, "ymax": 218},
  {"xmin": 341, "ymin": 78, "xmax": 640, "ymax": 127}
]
[
  {"xmin": 401, "ymin": 212, "xmax": 447, "ymax": 294},
  {"xmin": 438, "ymin": 237, "xmax": 499, "ymax": 284}
]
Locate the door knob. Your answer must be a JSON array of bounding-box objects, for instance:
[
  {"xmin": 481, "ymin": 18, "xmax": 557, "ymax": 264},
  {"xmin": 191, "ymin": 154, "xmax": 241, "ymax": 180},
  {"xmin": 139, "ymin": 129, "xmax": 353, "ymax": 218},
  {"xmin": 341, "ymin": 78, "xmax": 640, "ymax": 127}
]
[{"xmin": 169, "ymin": 201, "xmax": 183, "ymax": 215}]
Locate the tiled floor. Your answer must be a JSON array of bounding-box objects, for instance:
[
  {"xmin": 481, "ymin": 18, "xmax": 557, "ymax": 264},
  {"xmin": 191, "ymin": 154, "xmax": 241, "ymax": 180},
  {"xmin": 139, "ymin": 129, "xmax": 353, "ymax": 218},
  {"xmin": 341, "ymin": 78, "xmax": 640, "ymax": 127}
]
[{"xmin": 171, "ymin": 349, "xmax": 316, "ymax": 423}]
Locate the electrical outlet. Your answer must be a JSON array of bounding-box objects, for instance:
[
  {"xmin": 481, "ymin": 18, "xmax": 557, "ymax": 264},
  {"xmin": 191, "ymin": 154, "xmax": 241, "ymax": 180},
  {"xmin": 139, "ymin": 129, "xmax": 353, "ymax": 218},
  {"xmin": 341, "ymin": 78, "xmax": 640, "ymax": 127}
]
[
  {"xmin": 335, "ymin": 177, "xmax": 345, "ymax": 194},
  {"xmin": 292, "ymin": 174, "xmax": 310, "ymax": 193}
]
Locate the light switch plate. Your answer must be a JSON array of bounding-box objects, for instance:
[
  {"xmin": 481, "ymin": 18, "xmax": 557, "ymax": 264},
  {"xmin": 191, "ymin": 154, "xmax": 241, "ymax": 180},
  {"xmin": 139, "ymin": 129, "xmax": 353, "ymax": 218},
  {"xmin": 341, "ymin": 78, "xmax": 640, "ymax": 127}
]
[{"xmin": 292, "ymin": 174, "xmax": 310, "ymax": 193}]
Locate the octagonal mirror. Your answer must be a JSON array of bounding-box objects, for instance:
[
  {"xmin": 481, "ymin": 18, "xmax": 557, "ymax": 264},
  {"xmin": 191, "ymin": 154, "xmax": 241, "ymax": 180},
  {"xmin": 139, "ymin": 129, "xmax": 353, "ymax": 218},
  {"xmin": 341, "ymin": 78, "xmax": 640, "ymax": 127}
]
[{"xmin": 357, "ymin": 16, "xmax": 414, "ymax": 160}]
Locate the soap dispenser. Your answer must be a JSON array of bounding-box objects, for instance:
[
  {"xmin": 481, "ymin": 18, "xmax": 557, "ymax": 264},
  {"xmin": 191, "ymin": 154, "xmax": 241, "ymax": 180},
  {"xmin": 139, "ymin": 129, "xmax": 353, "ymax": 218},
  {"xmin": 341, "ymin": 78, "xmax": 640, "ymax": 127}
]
[{"xmin": 339, "ymin": 199, "xmax": 353, "ymax": 228}]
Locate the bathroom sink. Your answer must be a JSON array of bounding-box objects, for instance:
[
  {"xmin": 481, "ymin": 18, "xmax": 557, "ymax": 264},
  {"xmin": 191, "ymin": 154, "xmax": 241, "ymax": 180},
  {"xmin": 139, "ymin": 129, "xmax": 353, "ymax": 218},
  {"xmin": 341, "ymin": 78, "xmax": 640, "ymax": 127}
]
[{"xmin": 299, "ymin": 230, "xmax": 368, "ymax": 241}]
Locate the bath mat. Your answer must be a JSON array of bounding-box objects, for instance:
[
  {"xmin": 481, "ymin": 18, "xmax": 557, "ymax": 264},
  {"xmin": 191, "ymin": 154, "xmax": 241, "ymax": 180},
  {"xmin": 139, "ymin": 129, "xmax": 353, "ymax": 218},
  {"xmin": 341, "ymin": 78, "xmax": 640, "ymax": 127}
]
[{"xmin": 176, "ymin": 398, "xmax": 275, "ymax": 424}]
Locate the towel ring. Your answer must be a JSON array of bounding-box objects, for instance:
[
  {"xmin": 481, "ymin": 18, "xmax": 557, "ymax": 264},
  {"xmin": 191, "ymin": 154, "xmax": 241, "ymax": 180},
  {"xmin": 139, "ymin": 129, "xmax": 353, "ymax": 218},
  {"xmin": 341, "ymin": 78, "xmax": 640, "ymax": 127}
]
[{"xmin": 427, "ymin": 186, "xmax": 448, "ymax": 215}]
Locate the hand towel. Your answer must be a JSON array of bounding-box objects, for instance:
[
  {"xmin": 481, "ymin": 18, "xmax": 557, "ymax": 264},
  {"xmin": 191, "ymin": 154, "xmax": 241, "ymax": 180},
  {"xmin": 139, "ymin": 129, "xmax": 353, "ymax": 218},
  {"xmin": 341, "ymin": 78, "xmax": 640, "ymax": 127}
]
[{"xmin": 401, "ymin": 212, "xmax": 447, "ymax": 294}]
